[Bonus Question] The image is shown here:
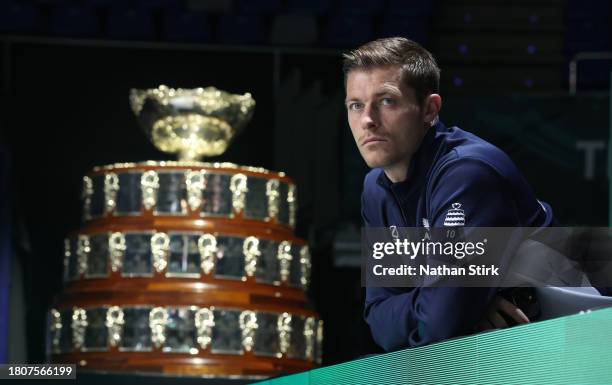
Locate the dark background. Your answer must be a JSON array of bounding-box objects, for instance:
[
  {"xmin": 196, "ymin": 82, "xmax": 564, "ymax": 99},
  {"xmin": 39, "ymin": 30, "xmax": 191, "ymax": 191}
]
[{"xmin": 0, "ymin": 0, "xmax": 611, "ymax": 368}]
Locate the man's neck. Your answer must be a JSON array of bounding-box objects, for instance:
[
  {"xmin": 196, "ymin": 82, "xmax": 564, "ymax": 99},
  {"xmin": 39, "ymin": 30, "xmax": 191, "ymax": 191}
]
[
  {"xmin": 383, "ymin": 162, "xmax": 410, "ymax": 183},
  {"xmin": 383, "ymin": 123, "xmax": 433, "ymax": 183}
]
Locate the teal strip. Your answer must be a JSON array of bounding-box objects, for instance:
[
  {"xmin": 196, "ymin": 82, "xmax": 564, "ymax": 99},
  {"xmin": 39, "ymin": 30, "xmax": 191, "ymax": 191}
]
[
  {"xmin": 254, "ymin": 371, "xmax": 310, "ymax": 385},
  {"xmin": 254, "ymin": 308, "xmax": 612, "ymax": 385}
]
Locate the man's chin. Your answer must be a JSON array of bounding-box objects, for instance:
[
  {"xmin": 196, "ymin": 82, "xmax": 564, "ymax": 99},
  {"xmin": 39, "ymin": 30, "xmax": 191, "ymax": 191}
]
[
  {"xmin": 364, "ymin": 159, "xmax": 389, "ymax": 169},
  {"xmin": 361, "ymin": 151, "xmax": 395, "ymax": 169}
]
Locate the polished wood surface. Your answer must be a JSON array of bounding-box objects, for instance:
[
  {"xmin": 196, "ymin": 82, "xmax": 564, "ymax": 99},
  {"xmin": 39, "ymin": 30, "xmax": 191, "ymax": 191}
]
[
  {"xmin": 53, "ymin": 352, "xmax": 314, "ymax": 378},
  {"xmin": 58, "ymin": 279, "xmax": 314, "ymax": 315},
  {"xmin": 77, "ymin": 215, "xmax": 298, "ymax": 242}
]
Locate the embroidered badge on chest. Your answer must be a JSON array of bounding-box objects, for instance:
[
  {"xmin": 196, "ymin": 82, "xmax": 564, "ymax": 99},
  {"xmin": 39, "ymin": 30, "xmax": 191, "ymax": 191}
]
[{"xmin": 444, "ymin": 202, "xmax": 465, "ymax": 227}]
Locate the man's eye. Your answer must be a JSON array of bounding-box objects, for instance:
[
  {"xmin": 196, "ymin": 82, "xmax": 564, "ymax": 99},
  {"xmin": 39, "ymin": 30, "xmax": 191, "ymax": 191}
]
[
  {"xmin": 348, "ymin": 102, "xmax": 363, "ymax": 111},
  {"xmin": 381, "ymin": 98, "xmax": 395, "ymax": 106}
]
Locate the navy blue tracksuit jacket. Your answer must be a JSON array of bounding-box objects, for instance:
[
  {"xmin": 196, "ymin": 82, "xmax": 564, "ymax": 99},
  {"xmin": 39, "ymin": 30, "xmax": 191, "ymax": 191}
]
[{"xmin": 362, "ymin": 121, "xmax": 555, "ymax": 351}]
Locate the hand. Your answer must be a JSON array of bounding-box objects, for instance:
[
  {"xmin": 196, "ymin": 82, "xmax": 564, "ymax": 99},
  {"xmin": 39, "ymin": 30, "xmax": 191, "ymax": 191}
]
[{"xmin": 475, "ymin": 295, "xmax": 530, "ymax": 332}]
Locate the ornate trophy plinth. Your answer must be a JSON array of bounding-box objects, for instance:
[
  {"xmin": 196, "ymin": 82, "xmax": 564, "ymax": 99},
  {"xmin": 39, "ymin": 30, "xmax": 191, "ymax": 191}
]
[{"xmin": 47, "ymin": 86, "xmax": 322, "ymax": 379}]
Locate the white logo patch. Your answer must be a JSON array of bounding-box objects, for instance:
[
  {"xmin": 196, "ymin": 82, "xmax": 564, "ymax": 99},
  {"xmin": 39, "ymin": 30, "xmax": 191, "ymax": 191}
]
[{"xmin": 444, "ymin": 203, "xmax": 465, "ymax": 227}]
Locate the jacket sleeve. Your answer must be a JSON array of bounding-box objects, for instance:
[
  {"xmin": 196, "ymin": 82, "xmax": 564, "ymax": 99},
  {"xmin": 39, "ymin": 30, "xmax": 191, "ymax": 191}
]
[{"xmin": 364, "ymin": 159, "xmax": 523, "ymax": 350}]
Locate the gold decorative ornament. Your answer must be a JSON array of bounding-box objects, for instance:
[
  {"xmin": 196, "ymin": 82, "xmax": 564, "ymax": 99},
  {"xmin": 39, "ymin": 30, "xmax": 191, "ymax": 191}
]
[
  {"xmin": 108, "ymin": 232, "xmax": 126, "ymax": 273},
  {"xmin": 304, "ymin": 316, "xmax": 315, "ymax": 361},
  {"xmin": 277, "ymin": 312, "xmax": 292, "ymax": 357},
  {"xmin": 185, "ymin": 170, "xmax": 205, "ymax": 211},
  {"xmin": 82, "ymin": 176, "xmax": 93, "ymax": 221},
  {"xmin": 316, "ymin": 320, "xmax": 324, "ymax": 364},
  {"xmin": 198, "ymin": 234, "xmax": 217, "ymax": 275},
  {"xmin": 151, "ymin": 232, "xmax": 170, "ymax": 273},
  {"xmin": 230, "ymin": 173, "xmax": 248, "ymax": 214},
  {"xmin": 72, "ymin": 308, "xmax": 88, "ymax": 350},
  {"xmin": 243, "ymin": 236, "xmax": 260, "ymax": 278},
  {"xmin": 104, "ymin": 173, "xmax": 120, "ymax": 214},
  {"xmin": 129, "ymin": 85, "xmax": 255, "ymax": 161},
  {"xmin": 152, "ymin": 116, "xmax": 231, "ymax": 161},
  {"xmin": 105, "ymin": 306, "xmax": 124, "ymax": 347},
  {"xmin": 149, "ymin": 307, "xmax": 168, "ymax": 349},
  {"xmin": 50, "ymin": 309, "xmax": 62, "ymax": 353},
  {"xmin": 76, "ymin": 235, "xmax": 90, "ymax": 277},
  {"xmin": 300, "ymin": 246, "xmax": 311, "ymax": 289},
  {"xmin": 266, "ymin": 179, "xmax": 280, "ymax": 221},
  {"xmin": 277, "ymin": 241, "xmax": 292, "ymax": 283},
  {"xmin": 239, "ymin": 310, "xmax": 258, "ymax": 352},
  {"xmin": 141, "ymin": 170, "xmax": 159, "ymax": 210},
  {"xmin": 288, "ymin": 184, "xmax": 297, "ymax": 228},
  {"xmin": 195, "ymin": 307, "xmax": 215, "ymax": 350},
  {"xmin": 63, "ymin": 238, "xmax": 71, "ymax": 278}
]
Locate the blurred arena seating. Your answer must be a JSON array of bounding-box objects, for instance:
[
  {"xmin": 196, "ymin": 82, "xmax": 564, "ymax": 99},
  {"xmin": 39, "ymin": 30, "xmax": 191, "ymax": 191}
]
[{"xmin": 0, "ymin": 0, "xmax": 610, "ymax": 91}]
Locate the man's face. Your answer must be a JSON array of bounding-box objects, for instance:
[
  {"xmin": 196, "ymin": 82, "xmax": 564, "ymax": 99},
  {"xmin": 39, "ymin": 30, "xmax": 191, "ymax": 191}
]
[{"xmin": 345, "ymin": 65, "xmax": 427, "ymax": 176}]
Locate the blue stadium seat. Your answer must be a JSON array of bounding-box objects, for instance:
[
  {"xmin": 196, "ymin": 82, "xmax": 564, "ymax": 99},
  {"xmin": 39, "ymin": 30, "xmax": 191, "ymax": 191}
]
[
  {"xmin": 269, "ymin": 13, "xmax": 318, "ymax": 46},
  {"xmin": 162, "ymin": 10, "xmax": 211, "ymax": 43},
  {"xmin": 575, "ymin": 59, "xmax": 612, "ymax": 90},
  {"xmin": 386, "ymin": 0, "xmax": 434, "ymax": 17},
  {"xmin": 32, "ymin": 0, "xmax": 70, "ymax": 5},
  {"xmin": 566, "ymin": 0, "xmax": 611, "ymax": 20},
  {"xmin": 337, "ymin": 0, "xmax": 386, "ymax": 15},
  {"xmin": 216, "ymin": 14, "xmax": 265, "ymax": 45},
  {"xmin": 565, "ymin": 20, "xmax": 611, "ymax": 56},
  {"xmin": 565, "ymin": 0, "xmax": 611, "ymax": 58},
  {"xmin": 134, "ymin": 0, "xmax": 179, "ymax": 10},
  {"xmin": 49, "ymin": 6, "xmax": 99, "ymax": 38},
  {"xmin": 286, "ymin": 0, "xmax": 332, "ymax": 16},
  {"xmin": 0, "ymin": 1, "xmax": 40, "ymax": 34},
  {"xmin": 184, "ymin": 0, "xmax": 233, "ymax": 14},
  {"xmin": 450, "ymin": 75, "xmax": 464, "ymax": 88},
  {"xmin": 236, "ymin": 0, "xmax": 281, "ymax": 14},
  {"xmin": 326, "ymin": 14, "xmax": 373, "ymax": 48},
  {"xmin": 380, "ymin": 15, "xmax": 430, "ymax": 45},
  {"xmin": 88, "ymin": 0, "xmax": 120, "ymax": 7},
  {"xmin": 106, "ymin": 7, "xmax": 155, "ymax": 41}
]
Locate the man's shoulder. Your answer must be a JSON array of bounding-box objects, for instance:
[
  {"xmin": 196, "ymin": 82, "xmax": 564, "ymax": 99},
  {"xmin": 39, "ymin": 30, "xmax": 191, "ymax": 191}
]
[
  {"xmin": 434, "ymin": 126, "xmax": 519, "ymax": 179},
  {"xmin": 429, "ymin": 125, "xmax": 551, "ymax": 227}
]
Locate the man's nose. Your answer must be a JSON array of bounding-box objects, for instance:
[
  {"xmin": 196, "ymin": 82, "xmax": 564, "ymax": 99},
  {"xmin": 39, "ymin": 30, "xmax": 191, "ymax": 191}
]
[{"xmin": 362, "ymin": 104, "xmax": 379, "ymax": 130}]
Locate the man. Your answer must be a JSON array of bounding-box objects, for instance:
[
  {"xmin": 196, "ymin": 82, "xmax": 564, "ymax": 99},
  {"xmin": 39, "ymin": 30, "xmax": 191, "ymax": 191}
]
[{"xmin": 344, "ymin": 37, "xmax": 556, "ymax": 351}]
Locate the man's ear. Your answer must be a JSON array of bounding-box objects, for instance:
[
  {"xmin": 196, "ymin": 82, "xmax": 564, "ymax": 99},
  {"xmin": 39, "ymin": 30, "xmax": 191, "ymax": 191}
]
[{"xmin": 422, "ymin": 94, "xmax": 442, "ymax": 124}]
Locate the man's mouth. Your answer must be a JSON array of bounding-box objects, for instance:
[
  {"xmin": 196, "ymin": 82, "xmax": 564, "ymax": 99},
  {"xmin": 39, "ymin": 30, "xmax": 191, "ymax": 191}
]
[{"xmin": 362, "ymin": 137, "xmax": 387, "ymax": 146}]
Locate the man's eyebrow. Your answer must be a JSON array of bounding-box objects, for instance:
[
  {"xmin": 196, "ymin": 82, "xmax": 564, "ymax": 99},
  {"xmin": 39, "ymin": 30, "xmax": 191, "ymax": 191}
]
[{"xmin": 345, "ymin": 84, "xmax": 402, "ymax": 103}]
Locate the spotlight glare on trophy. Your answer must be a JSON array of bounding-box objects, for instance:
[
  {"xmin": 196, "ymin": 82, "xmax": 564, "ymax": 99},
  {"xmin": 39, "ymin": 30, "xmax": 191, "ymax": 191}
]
[{"xmin": 49, "ymin": 85, "xmax": 322, "ymax": 380}]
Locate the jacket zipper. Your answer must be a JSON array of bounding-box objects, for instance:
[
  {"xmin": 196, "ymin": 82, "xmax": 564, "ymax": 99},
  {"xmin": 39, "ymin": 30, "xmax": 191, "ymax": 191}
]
[{"xmin": 389, "ymin": 187, "xmax": 409, "ymax": 226}]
